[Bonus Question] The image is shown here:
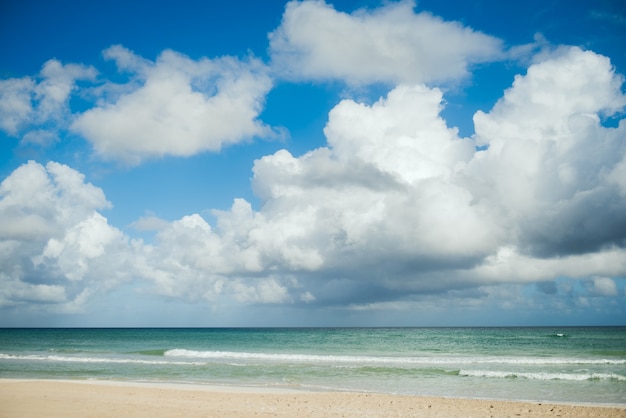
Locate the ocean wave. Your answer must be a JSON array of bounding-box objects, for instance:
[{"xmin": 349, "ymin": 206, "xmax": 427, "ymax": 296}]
[
  {"xmin": 3, "ymin": 350, "xmax": 624, "ymax": 371},
  {"xmin": 163, "ymin": 349, "xmax": 626, "ymax": 366},
  {"xmin": 0, "ymin": 353, "xmax": 205, "ymax": 366},
  {"xmin": 459, "ymin": 369, "xmax": 626, "ymax": 381}
]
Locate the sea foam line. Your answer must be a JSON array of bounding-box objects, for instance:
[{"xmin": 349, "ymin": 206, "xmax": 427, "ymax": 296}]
[
  {"xmin": 163, "ymin": 349, "xmax": 626, "ymax": 366},
  {"xmin": 459, "ymin": 369, "xmax": 626, "ymax": 382},
  {"xmin": 0, "ymin": 353, "xmax": 205, "ymax": 366}
]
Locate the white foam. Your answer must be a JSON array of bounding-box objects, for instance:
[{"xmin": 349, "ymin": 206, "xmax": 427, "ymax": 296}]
[
  {"xmin": 459, "ymin": 369, "xmax": 626, "ymax": 381},
  {"xmin": 0, "ymin": 353, "xmax": 205, "ymax": 366},
  {"xmin": 163, "ymin": 349, "xmax": 626, "ymax": 366},
  {"xmin": 3, "ymin": 350, "xmax": 624, "ymax": 370}
]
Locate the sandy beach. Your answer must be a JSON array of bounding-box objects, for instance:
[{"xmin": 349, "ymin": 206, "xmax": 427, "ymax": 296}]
[{"xmin": 1, "ymin": 380, "xmax": 624, "ymax": 417}]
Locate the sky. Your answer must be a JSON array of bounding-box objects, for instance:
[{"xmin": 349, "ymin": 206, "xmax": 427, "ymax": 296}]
[{"xmin": 1, "ymin": 0, "xmax": 625, "ymax": 327}]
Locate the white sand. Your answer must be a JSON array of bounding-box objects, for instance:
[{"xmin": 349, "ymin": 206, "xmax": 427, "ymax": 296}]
[{"xmin": 1, "ymin": 379, "xmax": 624, "ymax": 417}]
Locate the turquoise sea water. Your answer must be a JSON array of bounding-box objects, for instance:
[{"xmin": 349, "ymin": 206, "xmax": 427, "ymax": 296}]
[{"xmin": 1, "ymin": 327, "xmax": 625, "ymax": 404}]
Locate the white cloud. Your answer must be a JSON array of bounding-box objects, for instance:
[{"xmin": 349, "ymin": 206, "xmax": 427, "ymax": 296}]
[
  {"xmin": 136, "ymin": 46, "xmax": 625, "ymax": 306},
  {"xmin": 0, "ymin": 77, "xmax": 34, "ymax": 135},
  {"xmin": 473, "ymin": 47, "xmax": 625, "ymax": 148},
  {"xmin": 470, "ymin": 246, "xmax": 626, "ymax": 284},
  {"xmin": 35, "ymin": 213, "xmax": 126, "ymax": 281},
  {"xmin": 247, "ymin": 85, "xmax": 498, "ymax": 272},
  {"xmin": 35, "ymin": 60, "xmax": 97, "ymax": 123},
  {"xmin": 269, "ymin": 0, "xmax": 503, "ymax": 85},
  {"xmin": 2, "ymin": 45, "xmax": 625, "ymax": 319},
  {"xmin": 0, "ymin": 59, "xmax": 96, "ymax": 139},
  {"xmin": 232, "ymin": 278, "xmax": 291, "ymax": 304},
  {"xmin": 0, "ymin": 277, "xmax": 67, "ymax": 306},
  {"xmin": 20, "ymin": 129, "xmax": 59, "ymax": 146},
  {"xmin": 324, "ymin": 85, "xmax": 474, "ymax": 184},
  {"xmin": 71, "ymin": 46, "xmax": 276, "ymax": 165},
  {"xmin": 0, "ymin": 161, "xmax": 132, "ymax": 311},
  {"xmin": 300, "ymin": 291, "xmax": 316, "ymax": 303},
  {"xmin": 133, "ymin": 212, "xmax": 299, "ymax": 304},
  {"xmin": 589, "ymin": 277, "xmax": 618, "ymax": 296},
  {"xmin": 103, "ymin": 44, "xmax": 151, "ymax": 74},
  {"xmin": 469, "ymin": 46, "xmax": 626, "ymax": 257},
  {"xmin": 130, "ymin": 215, "xmax": 170, "ymax": 232},
  {"xmin": 0, "ymin": 161, "xmax": 109, "ymax": 240},
  {"xmin": 607, "ymin": 143, "xmax": 626, "ymax": 196},
  {"xmin": 121, "ymin": 83, "xmax": 496, "ymax": 304}
]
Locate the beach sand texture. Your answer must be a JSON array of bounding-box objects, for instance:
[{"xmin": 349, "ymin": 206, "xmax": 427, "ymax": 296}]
[{"xmin": 1, "ymin": 380, "xmax": 625, "ymax": 417}]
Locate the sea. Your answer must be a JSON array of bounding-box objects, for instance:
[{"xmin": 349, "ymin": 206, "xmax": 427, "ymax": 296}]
[{"xmin": 1, "ymin": 327, "xmax": 625, "ymax": 405}]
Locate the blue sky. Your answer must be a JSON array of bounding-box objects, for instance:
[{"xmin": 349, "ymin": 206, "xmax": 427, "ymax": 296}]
[{"xmin": 1, "ymin": 0, "xmax": 625, "ymax": 327}]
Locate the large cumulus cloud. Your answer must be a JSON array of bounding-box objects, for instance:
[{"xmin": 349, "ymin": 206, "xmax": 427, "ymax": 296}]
[
  {"xmin": 2, "ymin": 47, "xmax": 624, "ymax": 315},
  {"xmin": 132, "ymin": 47, "xmax": 626, "ymax": 308},
  {"xmin": 1, "ymin": 0, "xmax": 625, "ymax": 321}
]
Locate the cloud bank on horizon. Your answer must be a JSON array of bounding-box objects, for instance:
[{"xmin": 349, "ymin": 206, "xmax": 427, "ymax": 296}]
[{"xmin": 0, "ymin": 0, "xmax": 625, "ymax": 326}]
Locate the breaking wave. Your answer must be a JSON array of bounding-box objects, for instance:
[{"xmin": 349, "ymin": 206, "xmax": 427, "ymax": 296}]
[
  {"xmin": 0, "ymin": 353, "xmax": 205, "ymax": 366},
  {"xmin": 163, "ymin": 349, "xmax": 626, "ymax": 366},
  {"xmin": 459, "ymin": 369, "xmax": 626, "ymax": 381}
]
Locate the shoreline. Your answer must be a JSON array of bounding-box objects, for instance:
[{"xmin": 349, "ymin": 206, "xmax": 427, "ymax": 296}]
[
  {"xmin": 2, "ymin": 378, "xmax": 625, "ymax": 408},
  {"xmin": 1, "ymin": 379, "xmax": 624, "ymax": 417}
]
